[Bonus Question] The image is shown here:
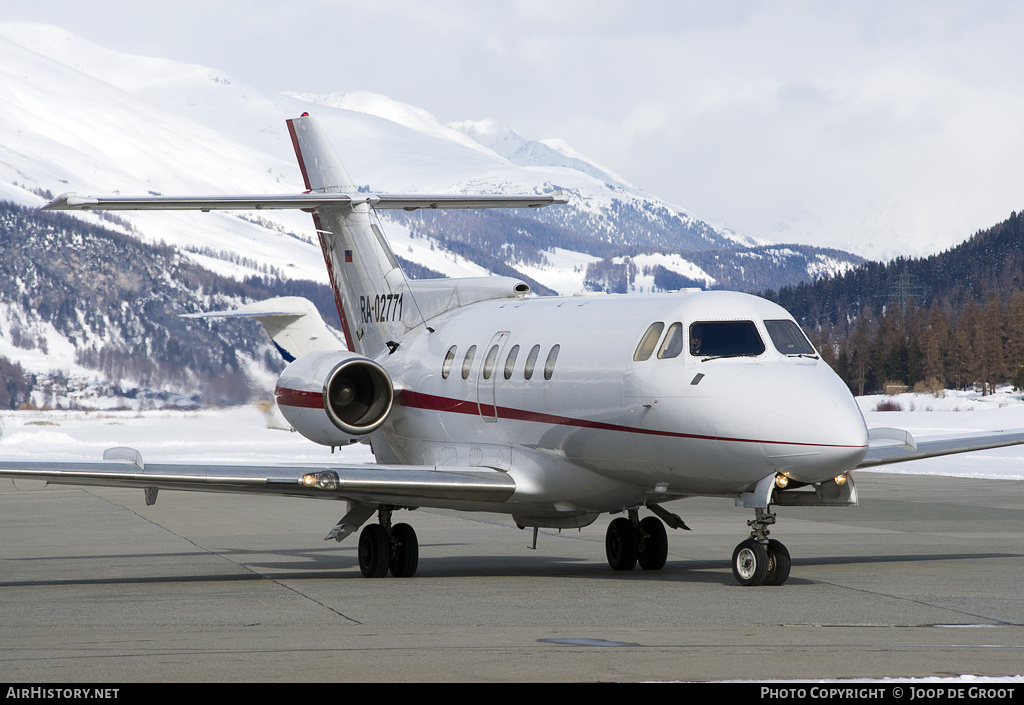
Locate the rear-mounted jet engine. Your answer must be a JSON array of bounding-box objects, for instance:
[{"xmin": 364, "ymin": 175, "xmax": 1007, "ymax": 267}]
[{"xmin": 275, "ymin": 350, "xmax": 394, "ymax": 445}]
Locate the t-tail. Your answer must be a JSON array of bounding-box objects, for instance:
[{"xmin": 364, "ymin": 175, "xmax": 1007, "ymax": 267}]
[
  {"xmin": 42, "ymin": 113, "xmax": 568, "ymax": 360},
  {"xmin": 287, "ymin": 115, "xmax": 411, "ymax": 357}
]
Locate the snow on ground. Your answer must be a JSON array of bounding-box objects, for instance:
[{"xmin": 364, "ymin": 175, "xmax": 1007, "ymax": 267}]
[
  {"xmin": 0, "ymin": 303, "xmax": 91, "ymax": 377},
  {"xmin": 619, "ymin": 253, "xmax": 717, "ymax": 291},
  {"xmin": 806, "ymin": 253, "xmax": 859, "ymax": 279},
  {"xmin": 0, "ymin": 406, "xmax": 374, "ymax": 466},
  {"xmin": 2, "ymin": 387, "xmax": 1023, "ymax": 480},
  {"xmin": 378, "ymin": 215, "xmax": 492, "ymax": 280},
  {"xmin": 513, "ymin": 247, "xmax": 603, "ymax": 296}
]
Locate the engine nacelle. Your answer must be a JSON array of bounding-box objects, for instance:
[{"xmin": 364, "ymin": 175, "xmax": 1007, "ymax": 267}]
[{"xmin": 274, "ymin": 350, "xmax": 394, "ymax": 446}]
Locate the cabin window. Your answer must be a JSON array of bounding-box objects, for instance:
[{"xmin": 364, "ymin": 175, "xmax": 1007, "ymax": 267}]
[
  {"xmin": 504, "ymin": 345, "xmax": 520, "ymax": 380},
  {"xmin": 764, "ymin": 320, "xmax": 816, "ymax": 356},
  {"xmin": 461, "ymin": 345, "xmax": 477, "ymax": 379},
  {"xmin": 633, "ymin": 322, "xmax": 665, "ymax": 361},
  {"xmin": 441, "ymin": 345, "xmax": 457, "ymax": 379},
  {"xmin": 544, "ymin": 345, "xmax": 560, "ymax": 380},
  {"xmin": 482, "ymin": 344, "xmax": 500, "ymax": 380},
  {"xmin": 689, "ymin": 321, "xmax": 765, "ymax": 359},
  {"xmin": 524, "ymin": 344, "xmax": 541, "ymax": 380},
  {"xmin": 657, "ymin": 322, "xmax": 683, "ymax": 359}
]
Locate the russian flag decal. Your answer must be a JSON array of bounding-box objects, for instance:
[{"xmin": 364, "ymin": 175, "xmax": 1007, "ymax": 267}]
[{"xmin": 344, "ymin": 250, "xmax": 353, "ymax": 263}]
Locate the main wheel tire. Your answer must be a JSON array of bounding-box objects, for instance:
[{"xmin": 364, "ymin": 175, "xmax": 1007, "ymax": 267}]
[
  {"xmin": 388, "ymin": 523, "xmax": 419, "ymax": 578},
  {"xmin": 358, "ymin": 524, "xmax": 389, "ymax": 578},
  {"xmin": 605, "ymin": 517, "xmax": 638, "ymax": 571},
  {"xmin": 763, "ymin": 539, "xmax": 791, "ymax": 586},
  {"xmin": 637, "ymin": 516, "xmax": 668, "ymax": 571},
  {"xmin": 732, "ymin": 538, "xmax": 769, "ymax": 586}
]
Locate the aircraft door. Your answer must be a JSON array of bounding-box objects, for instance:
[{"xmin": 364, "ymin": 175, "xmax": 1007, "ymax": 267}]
[{"xmin": 476, "ymin": 331, "xmax": 510, "ymax": 422}]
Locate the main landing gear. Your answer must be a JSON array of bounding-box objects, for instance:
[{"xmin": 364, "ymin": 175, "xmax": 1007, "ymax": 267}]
[
  {"xmin": 731, "ymin": 509, "xmax": 791, "ymax": 586},
  {"xmin": 604, "ymin": 508, "xmax": 679, "ymax": 571},
  {"xmin": 357, "ymin": 508, "xmax": 419, "ymax": 578}
]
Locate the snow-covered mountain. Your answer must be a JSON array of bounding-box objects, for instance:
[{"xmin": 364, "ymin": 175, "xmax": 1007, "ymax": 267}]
[{"xmin": 0, "ymin": 23, "xmax": 855, "ymax": 287}]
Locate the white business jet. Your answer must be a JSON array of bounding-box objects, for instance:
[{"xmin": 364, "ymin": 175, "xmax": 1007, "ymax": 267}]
[{"xmin": 4, "ymin": 114, "xmax": 1023, "ymax": 585}]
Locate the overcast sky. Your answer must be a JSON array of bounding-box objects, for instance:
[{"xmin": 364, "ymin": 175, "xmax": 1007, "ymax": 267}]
[{"xmin": 5, "ymin": 0, "xmax": 1024, "ymax": 258}]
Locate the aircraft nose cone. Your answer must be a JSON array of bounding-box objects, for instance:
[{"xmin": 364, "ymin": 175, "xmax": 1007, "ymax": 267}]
[{"xmin": 759, "ymin": 368, "xmax": 868, "ymax": 481}]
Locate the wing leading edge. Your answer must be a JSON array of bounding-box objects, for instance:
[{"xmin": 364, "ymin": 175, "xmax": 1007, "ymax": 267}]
[{"xmin": 858, "ymin": 429, "xmax": 1024, "ymax": 468}]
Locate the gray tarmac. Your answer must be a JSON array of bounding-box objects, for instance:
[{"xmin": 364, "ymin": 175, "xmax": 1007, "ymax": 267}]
[{"xmin": 1, "ymin": 473, "xmax": 1022, "ymax": 682}]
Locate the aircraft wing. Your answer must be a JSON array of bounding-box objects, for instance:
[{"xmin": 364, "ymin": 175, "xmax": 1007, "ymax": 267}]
[
  {"xmin": 0, "ymin": 450, "xmax": 516, "ymax": 506},
  {"xmin": 858, "ymin": 429, "xmax": 1024, "ymax": 468},
  {"xmin": 41, "ymin": 192, "xmax": 568, "ymax": 212}
]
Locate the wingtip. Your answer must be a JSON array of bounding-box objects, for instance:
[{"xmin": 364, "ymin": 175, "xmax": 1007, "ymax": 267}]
[
  {"xmin": 40, "ymin": 191, "xmax": 73, "ymax": 210},
  {"xmin": 41, "ymin": 192, "xmax": 99, "ymax": 211}
]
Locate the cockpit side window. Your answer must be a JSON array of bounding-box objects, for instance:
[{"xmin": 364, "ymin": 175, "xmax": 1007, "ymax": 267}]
[
  {"xmin": 765, "ymin": 319, "xmax": 816, "ymax": 356},
  {"xmin": 689, "ymin": 321, "xmax": 765, "ymax": 359},
  {"xmin": 657, "ymin": 322, "xmax": 683, "ymax": 359},
  {"xmin": 633, "ymin": 322, "xmax": 664, "ymax": 361}
]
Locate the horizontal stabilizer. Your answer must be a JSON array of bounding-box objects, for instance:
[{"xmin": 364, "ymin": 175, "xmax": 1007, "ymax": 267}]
[
  {"xmin": 42, "ymin": 192, "xmax": 568, "ymax": 212},
  {"xmin": 184, "ymin": 296, "xmax": 342, "ymax": 362}
]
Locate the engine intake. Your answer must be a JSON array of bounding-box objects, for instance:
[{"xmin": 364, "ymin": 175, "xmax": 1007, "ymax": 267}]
[
  {"xmin": 275, "ymin": 350, "xmax": 394, "ymax": 446},
  {"xmin": 323, "ymin": 359, "xmax": 392, "ymax": 434}
]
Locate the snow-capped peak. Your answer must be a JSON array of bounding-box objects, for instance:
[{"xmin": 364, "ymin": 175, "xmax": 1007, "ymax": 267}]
[
  {"xmin": 284, "ymin": 90, "xmax": 491, "ymax": 155},
  {"xmin": 448, "ymin": 118, "xmax": 630, "ymax": 187}
]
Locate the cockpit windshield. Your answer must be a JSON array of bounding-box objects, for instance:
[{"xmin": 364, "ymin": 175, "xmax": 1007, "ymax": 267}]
[
  {"xmin": 764, "ymin": 319, "xmax": 817, "ymax": 356},
  {"xmin": 689, "ymin": 321, "xmax": 765, "ymax": 359}
]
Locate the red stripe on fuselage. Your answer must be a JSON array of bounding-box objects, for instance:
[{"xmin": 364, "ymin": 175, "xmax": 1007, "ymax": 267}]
[
  {"xmin": 395, "ymin": 389, "xmax": 865, "ymax": 449},
  {"xmin": 274, "ymin": 385, "xmax": 865, "ymax": 449}
]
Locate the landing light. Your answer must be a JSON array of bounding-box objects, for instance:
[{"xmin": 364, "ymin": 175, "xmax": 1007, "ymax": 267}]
[
  {"xmin": 301, "ymin": 472, "xmax": 339, "ymax": 490},
  {"xmin": 774, "ymin": 474, "xmax": 789, "ymax": 489},
  {"xmin": 834, "ymin": 474, "xmax": 848, "ymax": 486}
]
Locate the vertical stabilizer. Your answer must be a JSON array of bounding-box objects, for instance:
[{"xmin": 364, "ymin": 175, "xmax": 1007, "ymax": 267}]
[
  {"xmin": 287, "ymin": 115, "xmax": 417, "ymax": 358},
  {"xmin": 287, "ymin": 116, "xmax": 357, "ymax": 194}
]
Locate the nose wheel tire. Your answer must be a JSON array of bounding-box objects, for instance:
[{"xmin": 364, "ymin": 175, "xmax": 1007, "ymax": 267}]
[
  {"xmin": 732, "ymin": 538, "xmax": 769, "ymax": 586},
  {"xmin": 605, "ymin": 517, "xmax": 638, "ymax": 570},
  {"xmin": 637, "ymin": 516, "xmax": 668, "ymax": 571},
  {"xmin": 763, "ymin": 538, "xmax": 791, "ymax": 586},
  {"xmin": 358, "ymin": 523, "xmax": 390, "ymax": 578}
]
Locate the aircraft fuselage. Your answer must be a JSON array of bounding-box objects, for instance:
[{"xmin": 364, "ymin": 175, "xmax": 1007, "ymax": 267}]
[{"xmin": 377, "ymin": 288, "xmax": 869, "ymax": 523}]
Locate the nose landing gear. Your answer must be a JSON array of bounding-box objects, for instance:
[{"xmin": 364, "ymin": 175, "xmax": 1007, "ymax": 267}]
[{"xmin": 731, "ymin": 508, "xmax": 791, "ymax": 586}]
